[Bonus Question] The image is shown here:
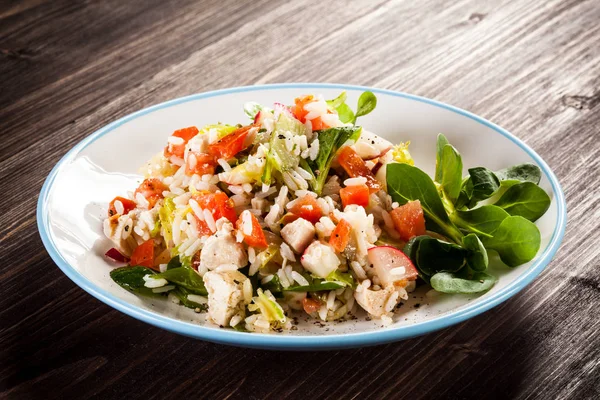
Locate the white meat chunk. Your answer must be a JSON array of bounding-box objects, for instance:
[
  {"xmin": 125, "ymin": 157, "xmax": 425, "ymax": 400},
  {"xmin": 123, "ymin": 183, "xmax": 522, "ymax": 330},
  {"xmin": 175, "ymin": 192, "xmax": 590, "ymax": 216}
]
[
  {"xmin": 103, "ymin": 212, "xmax": 138, "ymax": 257},
  {"xmin": 300, "ymin": 241, "xmax": 340, "ymax": 278},
  {"xmin": 354, "ymin": 284, "xmax": 398, "ymax": 318},
  {"xmin": 280, "ymin": 218, "xmax": 315, "ymax": 254},
  {"xmin": 351, "ymin": 129, "xmax": 392, "ymax": 160},
  {"xmin": 200, "ymin": 221, "xmax": 248, "ymax": 271},
  {"xmin": 203, "ymin": 270, "xmax": 248, "ymax": 326}
]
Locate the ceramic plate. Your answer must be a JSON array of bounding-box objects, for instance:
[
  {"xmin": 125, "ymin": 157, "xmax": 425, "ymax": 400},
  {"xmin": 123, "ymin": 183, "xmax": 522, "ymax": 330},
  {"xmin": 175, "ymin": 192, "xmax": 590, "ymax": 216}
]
[{"xmin": 37, "ymin": 84, "xmax": 566, "ymax": 350}]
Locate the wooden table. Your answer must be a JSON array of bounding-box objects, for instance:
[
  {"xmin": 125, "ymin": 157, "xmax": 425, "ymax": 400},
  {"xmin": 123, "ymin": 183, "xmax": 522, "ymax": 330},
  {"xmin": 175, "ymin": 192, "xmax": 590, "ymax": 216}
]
[{"xmin": 2, "ymin": 0, "xmax": 599, "ymax": 398}]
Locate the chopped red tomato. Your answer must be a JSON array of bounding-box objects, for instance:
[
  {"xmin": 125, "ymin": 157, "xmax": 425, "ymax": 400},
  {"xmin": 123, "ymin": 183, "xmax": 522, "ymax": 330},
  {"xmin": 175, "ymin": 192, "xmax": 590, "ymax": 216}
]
[
  {"xmin": 207, "ymin": 124, "xmax": 256, "ymax": 160},
  {"xmin": 134, "ymin": 179, "xmax": 167, "ymax": 209},
  {"xmin": 289, "ymin": 195, "xmax": 323, "ymax": 224},
  {"xmin": 339, "ymin": 184, "xmax": 370, "ymax": 208},
  {"xmin": 130, "ymin": 239, "xmax": 155, "ymax": 269},
  {"xmin": 390, "ymin": 200, "xmax": 426, "ymax": 241},
  {"xmin": 185, "ymin": 152, "xmax": 216, "ymax": 176},
  {"xmin": 193, "ymin": 215, "xmax": 213, "ymax": 237},
  {"xmin": 108, "ymin": 196, "xmax": 137, "ymax": 217},
  {"xmin": 309, "ymin": 117, "xmax": 328, "ymax": 131},
  {"xmin": 236, "ymin": 210, "xmax": 268, "ymax": 249},
  {"xmin": 292, "ymin": 95, "xmax": 314, "ymax": 123},
  {"xmin": 302, "ymin": 297, "xmax": 321, "ymax": 314},
  {"xmin": 192, "ymin": 191, "xmax": 237, "ymax": 224},
  {"xmin": 329, "ymin": 219, "xmax": 352, "ymax": 253},
  {"xmin": 337, "ymin": 146, "xmax": 381, "ymax": 193},
  {"xmin": 291, "ymin": 95, "xmax": 332, "ymax": 130},
  {"xmin": 164, "ymin": 126, "xmax": 199, "ymax": 159}
]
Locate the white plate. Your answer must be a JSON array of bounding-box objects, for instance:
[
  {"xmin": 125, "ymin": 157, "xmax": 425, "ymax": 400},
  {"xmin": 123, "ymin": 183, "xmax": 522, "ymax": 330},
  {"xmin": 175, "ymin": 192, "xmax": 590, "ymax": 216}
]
[{"xmin": 37, "ymin": 84, "xmax": 566, "ymax": 350}]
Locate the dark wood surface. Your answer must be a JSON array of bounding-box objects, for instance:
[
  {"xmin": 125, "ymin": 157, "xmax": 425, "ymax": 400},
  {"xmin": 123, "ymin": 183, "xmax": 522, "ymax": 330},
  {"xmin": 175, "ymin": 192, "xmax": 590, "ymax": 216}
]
[{"xmin": 1, "ymin": 0, "xmax": 599, "ymax": 398}]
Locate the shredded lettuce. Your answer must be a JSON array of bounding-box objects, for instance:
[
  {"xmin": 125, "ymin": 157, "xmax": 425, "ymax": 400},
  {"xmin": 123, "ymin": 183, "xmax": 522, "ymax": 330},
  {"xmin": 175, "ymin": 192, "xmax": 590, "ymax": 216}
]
[
  {"xmin": 199, "ymin": 124, "xmax": 237, "ymax": 139},
  {"xmin": 150, "ymin": 219, "xmax": 161, "ymax": 237},
  {"xmin": 158, "ymin": 198, "xmax": 176, "ymax": 245},
  {"xmin": 262, "ymin": 112, "xmax": 307, "ymax": 184},
  {"xmin": 248, "ymin": 288, "xmax": 286, "ymax": 323}
]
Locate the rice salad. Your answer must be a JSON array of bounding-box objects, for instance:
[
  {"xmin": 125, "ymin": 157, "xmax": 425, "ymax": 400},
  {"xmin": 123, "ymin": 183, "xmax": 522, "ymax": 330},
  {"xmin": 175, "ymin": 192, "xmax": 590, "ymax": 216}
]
[{"xmin": 103, "ymin": 91, "xmax": 549, "ymax": 333}]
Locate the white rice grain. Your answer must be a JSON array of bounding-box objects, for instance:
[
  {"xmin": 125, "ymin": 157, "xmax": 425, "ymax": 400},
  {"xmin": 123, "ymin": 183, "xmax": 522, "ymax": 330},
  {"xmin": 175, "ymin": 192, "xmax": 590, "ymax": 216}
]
[
  {"xmin": 143, "ymin": 275, "xmax": 168, "ymax": 288},
  {"xmin": 385, "ymin": 291, "xmax": 400, "ymax": 312},
  {"xmin": 114, "ymin": 200, "xmax": 124, "ymax": 215},
  {"xmin": 172, "ymin": 213, "xmax": 183, "ymax": 245},
  {"xmin": 291, "ymin": 271, "xmax": 309, "ymax": 286},
  {"xmin": 242, "ymin": 183, "xmax": 253, "ymax": 193},
  {"xmin": 229, "ymin": 315, "xmax": 242, "ymax": 327},
  {"xmin": 264, "ymin": 203, "xmax": 281, "ymax": 227},
  {"xmin": 228, "ymin": 185, "xmax": 243, "ymax": 195},
  {"xmin": 256, "ymin": 186, "xmax": 276, "ymax": 199},
  {"xmin": 231, "ymin": 193, "xmax": 250, "ymax": 207},
  {"xmin": 188, "ymin": 153, "xmax": 197, "ymax": 170},
  {"xmin": 217, "ymin": 158, "xmax": 231, "ymax": 172},
  {"xmin": 167, "ymin": 136, "xmax": 184, "ymax": 145},
  {"xmin": 350, "ymin": 261, "xmax": 367, "ymax": 281},
  {"xmin": 243, "ymin": 279, "xmax": 252, "ymax": 304},
  {"xmin": 327, "ymin": 291, "xmax": 336, "ymax": 310},
  {"xmin": 344, "ymin": 176, "xmax": 367, "ymax": 186},
  {"xmin": 203, "ymin": 209, "xmax": 216, "ymax": 232},
  {"xmin": 241, "ymin": 211, "xmax": 253, "ymax": 235},
  {"xmin": 248, "ymin": 247, "xmax": 256, "ymax": 264},
  {"xmin": 159, "ymin": 263, "xmax": 168, "ymax": 273},
  {"xmin": 275, "ymin": 186, "xmax": 289, "ymax": 210},
  {"xmin": 135, "ymin": 193, "xmax": 149, "ymax": 209},
  {"xmin": 280, "ymin": 242, "xmax": 296, "ymax": 261},
  {"xmin": 152, "ymin": 285, "xmax": 175, "ymax": 293},
  {"xmin": 184, "ymin": 238, "xmax": 203, "ymax": 257},
  {"xmin": 261, "ymin": 275, "xmax": 274, "ymax": 284},
  {"xmin": 187, "ymin": 294, "xmax": 208, "ymax": 304}
]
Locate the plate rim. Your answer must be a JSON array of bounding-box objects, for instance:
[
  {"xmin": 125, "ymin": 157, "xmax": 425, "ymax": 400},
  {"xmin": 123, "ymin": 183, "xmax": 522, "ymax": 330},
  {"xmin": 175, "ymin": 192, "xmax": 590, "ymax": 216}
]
[{"xmin": 36, "ymin": 83, "xmax": 567, "ymax": 350}]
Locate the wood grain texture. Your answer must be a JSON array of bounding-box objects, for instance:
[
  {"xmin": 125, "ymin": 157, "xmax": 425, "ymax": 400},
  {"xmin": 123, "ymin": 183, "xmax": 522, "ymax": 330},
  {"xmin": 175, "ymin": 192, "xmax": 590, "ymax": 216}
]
[{"xmin": 1, "ymin": 0, "xmax": 599, "ymax": 398}]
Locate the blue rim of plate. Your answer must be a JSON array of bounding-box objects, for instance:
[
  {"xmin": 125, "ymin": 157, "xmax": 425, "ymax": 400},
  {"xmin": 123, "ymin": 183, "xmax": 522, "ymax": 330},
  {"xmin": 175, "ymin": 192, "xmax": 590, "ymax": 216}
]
[{"xmin": 37, "ymin": 83, "xmax": 567, "ymax": 350}]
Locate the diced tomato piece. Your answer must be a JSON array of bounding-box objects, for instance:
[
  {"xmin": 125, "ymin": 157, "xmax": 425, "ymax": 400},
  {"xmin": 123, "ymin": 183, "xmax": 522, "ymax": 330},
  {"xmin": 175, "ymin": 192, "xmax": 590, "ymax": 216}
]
[
  {"xmin": 337, "ymin": 146, "xmax": 381, "ymax": 193},
  {"xmin": 329, "ymin": 219, "xmax": 352, "ymax": 253},
  {"xmin": 292, "ymin": 95, "xmax": 314, "ymax": 123},
  {"xmin": 390, "ymin": 200, "xmax": 427, "ymax": 241},
  {"xmin": 134, "ymin": 179, "xmax": 167, "ymax": 209},
  {"xmin": 108, "ymin": 196, "xmax": 137, "ymax": 217},
  {"xmin": 164, "ymin": 126, "xmax": 199, "ymax": 159},
  {"xmin": 289, "ymin": 195, "xmax": 323, "ymax": 224},
  {"xmin": 339, "ymin": 184, "xmax": 370, "ymax": 208},
  {"xmin": 291, "ymin": 95, "xmax": 332, "ymax": 130},
  {"xmin": 185, "ymin": 152, "xmax": 216, "ymax": 176},
  {"xmin": 236, "ymin": 210, "xmax": 268, "ymax": 249},
  {"xmin": 193, "ymin": 215, "xmax": 213, "ymax": 237},
  {"xmin": 207, "ymin": 124, "xmax": 256, "ymax": 160},
  {"xmin": 192, "ymin": 192, "xmax": 237, "ymax": 224},
  {"xmin": 302, "ymin": 297, "xmax": 321, "ymax": 314},
  {"xmin": 309, "ymin": 116, "xmax": 328, "ymax": 131},
  {"xmin": 130, "ymin": 239, "xmax": 155, "ymax": 269}
]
